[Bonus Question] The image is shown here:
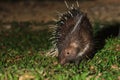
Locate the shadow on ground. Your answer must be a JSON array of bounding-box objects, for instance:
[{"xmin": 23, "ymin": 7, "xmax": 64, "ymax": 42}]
[{"xmin": 93, "ymin": 22, "xmax": 120, "ymax": 56}]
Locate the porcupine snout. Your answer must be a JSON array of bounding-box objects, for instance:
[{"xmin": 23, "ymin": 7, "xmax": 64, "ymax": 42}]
[{"xmin": 58, "ymin": 39, "xmax": 81, "ymax": 65}]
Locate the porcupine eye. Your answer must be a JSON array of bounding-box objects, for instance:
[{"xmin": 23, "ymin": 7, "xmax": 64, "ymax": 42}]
[
  {"xmin": 66, "ymin": 52, "xmax": 70, "ymax": 55},
  {"xmin": 65, "ymin": 51, "xmax": 71, "ymax": 57}
]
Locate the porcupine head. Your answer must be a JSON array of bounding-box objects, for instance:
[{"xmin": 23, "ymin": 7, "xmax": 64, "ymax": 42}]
[{"xmin": 55, "ymin": 1, "xmax": 94, "ymax": 65}]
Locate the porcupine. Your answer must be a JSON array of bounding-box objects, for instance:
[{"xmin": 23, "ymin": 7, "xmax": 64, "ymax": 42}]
[{"xmin": 49, "ymin": 1, "xmax": 94, "ymax": 65}]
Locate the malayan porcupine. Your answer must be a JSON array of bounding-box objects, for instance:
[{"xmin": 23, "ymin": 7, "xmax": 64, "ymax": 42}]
[{"xmin": 48, "ymin": 1, "xmax": 94, "ymax": 65}]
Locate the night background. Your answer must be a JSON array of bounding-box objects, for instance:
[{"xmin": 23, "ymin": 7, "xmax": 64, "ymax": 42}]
[{"xmin": 0, "ymin": 0, "xmax": 120, "ymax": 80}]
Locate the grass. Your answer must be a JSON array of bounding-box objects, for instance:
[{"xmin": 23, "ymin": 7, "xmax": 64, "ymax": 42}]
[{"xmin": 0, "ymin": 22, "xmax": 120, "ymax": 80}]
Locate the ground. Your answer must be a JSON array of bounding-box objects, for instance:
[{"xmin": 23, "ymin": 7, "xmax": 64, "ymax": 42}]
[
  {"xmin": 0, "ymin": 0, "xmax": 120, "ymax": 80},
  {"xmin": 0, "ymin": 0, "xmax": 120, "ymax": 30},
  {"xmin": 0, "ymin": 0, "xmax": 120, "ymax": 23}
]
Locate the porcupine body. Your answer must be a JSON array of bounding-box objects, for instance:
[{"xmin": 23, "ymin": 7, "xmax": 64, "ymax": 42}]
[{"xmin": 52, "ymin": 1, "xmax": 94, "ymax": 65}]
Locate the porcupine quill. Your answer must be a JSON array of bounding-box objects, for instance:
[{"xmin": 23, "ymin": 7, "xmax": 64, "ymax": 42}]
[{"xmin": 48, "ymin": 1, "xmax": 94, "ymax": 65}]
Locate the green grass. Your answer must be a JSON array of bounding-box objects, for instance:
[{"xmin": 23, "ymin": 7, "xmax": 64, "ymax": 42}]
[{"xmin": 0, "ymin": 22, "xmax": 120, "ymax": 80}]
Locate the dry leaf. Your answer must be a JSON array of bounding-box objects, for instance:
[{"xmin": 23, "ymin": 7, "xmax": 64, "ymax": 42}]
[{"xmin": 19, "ymin": 74, "xmax": 35, "ymax": 80}]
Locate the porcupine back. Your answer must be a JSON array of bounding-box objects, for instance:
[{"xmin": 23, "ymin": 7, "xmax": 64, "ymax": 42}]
[
  {"xmin": 52, "ymin": 1, "xmax": 94, "ymax": 65},
  {"xmin": 56, "ymin": 8, "xmax": 83, "ymax": 52}
]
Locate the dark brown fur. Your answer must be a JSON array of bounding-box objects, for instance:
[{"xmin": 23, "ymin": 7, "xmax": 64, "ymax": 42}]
[{"xmin": 55, "ymin": 7, "xmax": 94, "ymax": 65}]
